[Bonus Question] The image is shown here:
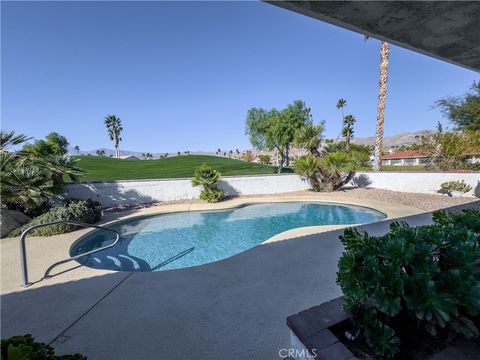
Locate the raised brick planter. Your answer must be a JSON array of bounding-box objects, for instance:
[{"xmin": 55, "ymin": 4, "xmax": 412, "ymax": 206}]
[{"xmin": 287, "ymin": 297, "xmax": 357, "ymax": 360}]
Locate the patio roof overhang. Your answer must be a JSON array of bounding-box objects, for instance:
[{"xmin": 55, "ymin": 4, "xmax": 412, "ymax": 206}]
[{"xmin": 266, "ymin": 1, "xmax": 480, "ymax": 72}]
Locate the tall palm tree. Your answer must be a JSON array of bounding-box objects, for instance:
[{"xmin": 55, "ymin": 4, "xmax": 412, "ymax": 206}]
[
  {"xmin": 342, "ymin": 115, "xmax": 356, "ymax": 151},
  {"xmin": 104, "ymin": 115, "xmax": 123, "ymax": 158},
  {"xmin": 74, "ymin": 145, "xmax": 80, "ymax": 155},
  {"xmin": 373, "ymin": 42, "xmax": 390, "ymax": 172},
  {"xmin": 335, "ymin": 99, "xmax": 347, "ymax": 142}
]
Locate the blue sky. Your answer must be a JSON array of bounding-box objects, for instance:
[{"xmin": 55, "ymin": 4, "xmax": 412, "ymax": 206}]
[{"xmin": 2, "ymin": 1, "xmax": 478, "ymax": 153}]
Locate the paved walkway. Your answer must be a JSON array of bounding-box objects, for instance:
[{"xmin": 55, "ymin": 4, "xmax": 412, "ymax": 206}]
[{"xmin": 1, "ymin": 197, "xmax": 478, "ymax": 359}]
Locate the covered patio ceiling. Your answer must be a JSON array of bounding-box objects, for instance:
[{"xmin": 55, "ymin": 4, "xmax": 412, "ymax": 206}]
[{"xmin": 267, "ymin": 1, "xmax": 480, "ymax": 72}]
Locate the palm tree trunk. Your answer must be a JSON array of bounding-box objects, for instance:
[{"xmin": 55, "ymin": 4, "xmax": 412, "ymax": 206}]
[
  {"xmin": 277, "ymin": 147, "xmax": 284, "ymax": 174},
  {"xmin": 311, "ymin": 147, "xmax": 321, "ymax": 158},
  {"xmin": 373, "ymin": 41, "xmax": 390, "ymax": 172},
  {"xmin": 285, "ymin": 144, "xmax": 290, "ymax": 167},
  {"xmin": 115, "ymin": 136, "xmax": 119, "ymax": 158}
]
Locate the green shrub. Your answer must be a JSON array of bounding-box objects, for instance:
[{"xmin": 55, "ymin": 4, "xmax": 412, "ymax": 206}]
[
  {"xmin": 9, "ymin": 199, "xmax": 102, "ymax": 237},
  {"xmin": 337, "ymin": 209, "xmax": 480, "ymax": 359},
  {"xmin": 192, "ymin": 164, "xmax": 224, "ymax": 203},
  {"xmin": 257, "ymin": 154, "xmax": 271, "ymax": 165},
  {"xmin": 199, "ymin": 187, "xmax": 224, "ymax": 203},
  {"xmin": 1, "ymin": 334, "xmax": 86, "ymax": 359},
  {"xmin": 440, "ymin": 180, "xmax": 473, "ymax": 193}
]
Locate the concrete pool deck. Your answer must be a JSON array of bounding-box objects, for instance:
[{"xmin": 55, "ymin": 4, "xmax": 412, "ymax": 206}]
[{"xmin": 1, "ymin": 195, "xmax": 478, "ymax": 359}]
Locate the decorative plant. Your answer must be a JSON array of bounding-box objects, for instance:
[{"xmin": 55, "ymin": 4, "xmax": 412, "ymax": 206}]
[
  {"xmin": 293, "ymin": 155, "xmax": 322, "ymax": 191},
  {"xmin": 192, "ymin": 164, "xmax": 224, "ymax": 203},
  {"xmin": 294, "ymin": 150, "xmax": 370, "ymax": 192},
  {"xmin": 9, "ymin": 199, "xmax": 102, "ymax": 237},
  {"xmin": 1, "ymin": 131, "xmax": 84, "ymax": 215},
  {"xmin": 1, "ymin": 334, "xmax": 86, "ymax": 359},
  {"xmin": 441, "ymin": 180, "xmax": 472, "ymax": 193},
  {"xmin": 337, "ymin": 209, "xmax": 480, "ymax": 359}
]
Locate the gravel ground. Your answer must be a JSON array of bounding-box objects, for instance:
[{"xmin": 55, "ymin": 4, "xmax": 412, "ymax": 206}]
[
  {"xmin": 324, "ymin": 188, "xmax": 480, "ymax": 212},
  {"xmin": 105, "ymin": 188, "xmax": 479, "ymax": 213}
]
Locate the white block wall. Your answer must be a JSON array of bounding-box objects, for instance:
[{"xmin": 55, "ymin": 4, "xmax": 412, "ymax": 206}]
[
  {"xmin": 62, "ymin": 175, "xmax": 311, "ymax": 207},
  {"xmin": 62, "ymin": 172, "xmax": 479, "ymax": 207},
  {"xmin": 352, "ymin": 172, "xmax": 479, "ymax": 197}
]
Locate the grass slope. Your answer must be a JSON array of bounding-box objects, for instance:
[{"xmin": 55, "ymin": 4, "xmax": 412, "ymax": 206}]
[{"xmin": 74, "ymin": 155, "xmax": 291, "ymax": 182}]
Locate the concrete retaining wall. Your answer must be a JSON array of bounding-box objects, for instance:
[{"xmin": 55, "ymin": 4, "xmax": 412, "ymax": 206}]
[
  {"xmin": 62, "ymin": 175, "xmax": 311, "ymax": 207},
  {"xmin": 63, "ymin": 172, "xmax": 479, "ymax": 207}
]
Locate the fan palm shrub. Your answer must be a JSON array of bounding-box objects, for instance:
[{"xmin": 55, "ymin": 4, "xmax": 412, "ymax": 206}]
[
  {"xmin": 31, "ymin": 155, "xmax": 85, "ymax": 190},
  {"xmin": 192, "ymin": 164, "xmax": 224, "ymax": 203},
  {"xmin": 293, "ymin": 155, "xmax": 322, "ymax": 191},
  {"xmin": 294, "ymin": 121, "xmax": 325, "ymax": 157},
  {"xmin": 295, "ymin": 150, "xmax": 369, "ymax": 192},
  {"xmin": 1, "ymin": 130, "xmax": 85, "ymax": 215},
  {"xmin": 1, "ymin": 165, "xmax": 53, "ymax": 214}
]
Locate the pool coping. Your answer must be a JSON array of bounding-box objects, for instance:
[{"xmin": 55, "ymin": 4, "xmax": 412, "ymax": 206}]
[{"xmin": 0, "ymin": 195, "xmax": 424, "ymax": 294}]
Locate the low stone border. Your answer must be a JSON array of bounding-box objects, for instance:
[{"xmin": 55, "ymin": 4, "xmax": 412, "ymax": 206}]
[{"xmin": 287, "ymin": 297, "xmax": 356, "ymax": 360}]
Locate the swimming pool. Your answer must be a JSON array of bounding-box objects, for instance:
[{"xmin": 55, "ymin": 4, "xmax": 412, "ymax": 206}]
[{"xmin": 71, "ymin": 202, "xmax": 385, "ymax": 272}]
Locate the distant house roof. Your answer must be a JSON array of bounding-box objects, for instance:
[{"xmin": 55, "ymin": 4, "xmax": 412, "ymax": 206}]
[
  {"xmin": 383, "ymin": 150, "xmax": 428, "ymax": 160},
  {"xmin": 118, "ymin": 155, "xmax": 140, "ymax": 160}
]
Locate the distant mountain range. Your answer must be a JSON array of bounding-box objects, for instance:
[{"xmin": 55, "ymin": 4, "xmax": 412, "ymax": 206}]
[
  {"xmin": 67, "ymin": 147, "xmax": 223, "ymax": 159},
  {"xmin": 69, "ymin": 131, "xmax": 432, "ymax": 158},
  {"xmin": 352, "ymin": 130, "xmax": 432, "ymax": 148}
]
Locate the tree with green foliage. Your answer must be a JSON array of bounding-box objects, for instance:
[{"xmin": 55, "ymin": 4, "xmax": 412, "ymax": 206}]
[
  {"xmin": 22, "ymin": 132, "xmax": 69, "ymax": 156},
  {"xmin": 290, "ymin": 99, "xmax": 369, "ymax": 192},
  {"xmin": 257, "ymin": 154, "xmax": 270, "ymax": 164},
  {"xmin": 192, "ymin": 163, "xmax": 224, "ymax": 203},
  {"xmin": 104, "ymin": 115, "xmax": 123, "ymax": 158},
  {"xmin": 419, "ymin": 129, "xmax": 480, "ymax": 170},
  {"xmin": 436, "ymin": 81, "xmax": 480, "ymax": 131},
  {"xmin": 74, "ymin": 145, "xmax": 80, "ymax": 155},
  {"xmin": 246, "ymin": 100, "xmax": 311, "ymax": 173},
  {"xmin": 96, "ymin": 149, "xmax": 106, "ymax": 157}
]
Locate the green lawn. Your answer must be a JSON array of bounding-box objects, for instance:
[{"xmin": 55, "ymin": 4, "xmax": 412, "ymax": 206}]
[
  {"xmin": 381, "ymin": 165, "xmax": 427, "ymax": 172},
  {"xmin": 73, "ymin": 155, "xmax": 292, "ymax": 182}
]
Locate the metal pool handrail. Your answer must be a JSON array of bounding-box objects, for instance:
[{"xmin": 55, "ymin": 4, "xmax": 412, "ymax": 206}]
[{"xmin": 19, "ymin": 220, "xmax": 120, "ymax": 288}]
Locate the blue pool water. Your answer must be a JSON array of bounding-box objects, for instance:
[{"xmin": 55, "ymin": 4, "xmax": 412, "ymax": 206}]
[{"xmin": 71, "ymin": 202, "xmax": 385, "ymax": 272}]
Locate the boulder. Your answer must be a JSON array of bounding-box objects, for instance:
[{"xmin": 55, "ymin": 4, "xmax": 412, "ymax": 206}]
[{"xmin": 1, "ymin": 209, "xmax": 31, "ymax": 238}]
